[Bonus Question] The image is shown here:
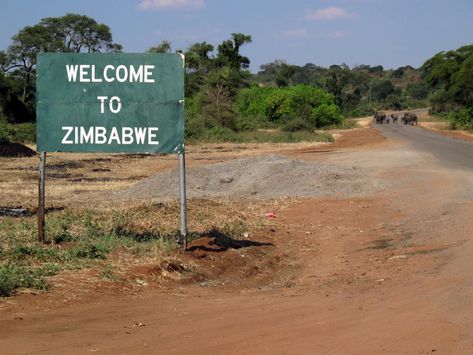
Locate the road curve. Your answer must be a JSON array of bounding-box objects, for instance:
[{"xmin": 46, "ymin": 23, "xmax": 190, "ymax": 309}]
[{"xmin": 375, "ymin": 124, "xmax": 473, "ymax": 171}]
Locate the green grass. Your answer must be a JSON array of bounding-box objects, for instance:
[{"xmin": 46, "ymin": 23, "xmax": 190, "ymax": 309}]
[
  {"xmin": 0, "ymin": 200, "xmax": 255, "ymax": 296},
  {"xmin": 0, "ymin": 205, "xmax": 183, "ymax": 296},
  {"xmin": 0, "ymin": 265, "xmax": 53, "ymax": 297}
]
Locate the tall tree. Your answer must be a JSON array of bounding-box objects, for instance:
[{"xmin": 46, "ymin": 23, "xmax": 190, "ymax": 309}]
[
  {"xmin": 185, "ymin": 41, "xmax": 214, "ymax": 97},
  {"xmin": 147, "ymin": 40, "xmax": 172, "ymax": 54},
  {"xmin": 422, "ymin": 44, "xmax": 473, "ymax": 110},
  {"xmin": 3, "ymin": 13, "xmax": 122, "ymax": 121},
  {"xmin": 215, "ymin": 33, "xmax": 252, "ymax": 70}
]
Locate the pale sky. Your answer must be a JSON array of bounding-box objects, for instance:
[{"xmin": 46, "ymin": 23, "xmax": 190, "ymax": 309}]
[{"xmin": 1, "ymin": 0, "xmax": 472, "ymax": 71}]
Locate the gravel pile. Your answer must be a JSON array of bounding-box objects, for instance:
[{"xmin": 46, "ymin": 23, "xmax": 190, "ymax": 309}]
[{"xmin": 118, "ymin": 155, "xmax": 383, "ymax": 200}]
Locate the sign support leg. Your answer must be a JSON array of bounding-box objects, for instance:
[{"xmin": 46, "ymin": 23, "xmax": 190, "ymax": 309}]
[
  {"xmin": 178, "ymin": 150, "xmax": 188, "ymax": 248},
  {"xmin": 38, "ymin": 151, "xmax": 46, "ymax": 243}
]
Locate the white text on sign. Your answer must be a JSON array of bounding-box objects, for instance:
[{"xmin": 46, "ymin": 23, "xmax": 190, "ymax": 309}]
[
  {"xmin": 66, "ymin": 65, "xmax": 155, "ymax": 83},
  {"xmin": 61, "ymin": 126, "xmax": 160, "ymax": 145}
]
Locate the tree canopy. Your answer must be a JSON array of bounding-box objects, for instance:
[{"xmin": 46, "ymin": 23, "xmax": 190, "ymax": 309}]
[{"xmin": 1, "ymin": 13, "xmax": 122, "ymax": 123}]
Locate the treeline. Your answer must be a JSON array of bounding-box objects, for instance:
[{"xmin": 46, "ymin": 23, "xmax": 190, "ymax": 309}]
[
  {"xmin": 254, "ymin": 61, "xmax": 428, "ymax": 117},
  {"xmin": 421, "ymin": 45, "xmax": 473, "ymax": 130},
  {"xmin": 1, "ymin": 13, "xmax": 472, "ymax": 144}
]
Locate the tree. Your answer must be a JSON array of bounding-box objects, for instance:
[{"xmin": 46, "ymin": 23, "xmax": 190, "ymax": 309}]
[
  {"xmin": 6, "ymin": 24, "xmax": 55, "ymax": 102},
  {"xmin": 38, "ymin": 13, "xmax": 122, "ymax": 53},
  {"xmin": 185, "ymin": 41, "xmax": 214, "ymax": 97},
  {"xmin": 147, "ymin": 40, "xmax": 172, "ymax": 54},
  {"xmin": 186, "ymin": 42, "xmax": 214, "ymax": 70},
  {"xmin": 257, "ymin": 60, "xmax": 297, "ymax": 87},
  {"xmin": 371, "ymin": 80, "xmax": 395, "ymax": 101},
  {"xmin": 421, "ymin": 44, "xmax": 473, "ymax": 111},
  {"xmin": 3, "ymin": 13, "xmax": 122, "ymax": 122},
  {"xmin": 215, "ymin": 33, "xmax": 252, "ymax": 70}
]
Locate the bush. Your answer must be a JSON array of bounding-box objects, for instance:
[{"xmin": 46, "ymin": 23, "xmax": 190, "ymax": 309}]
[
  {"xmin": 345, "ymin": 104, "xmax": 375, "ymax": 118},
  {"xmin": 185, "ymin": 114, "xmax": 206, "ymax": 140},
  {"xmin": 450, "ymin": 107, "xmax": 473, "ymax": 130},
  {"xmin": 310, "ymin": 103, "xmax": 344, "ymax": 128},
  {"xmin": 235, "ymin": 84, "xmax": 344, "ymax": 129},
  {"xmin": 235, "ymin": 85, "xmax": 272, "ymax": 118},
  {"xmin": 234, "ymin": 114, "xmax": 264, "ymax": 131},
  {"xmin": 0, "ymin": 122, "xmax": 36, "ymax": 143},
  {"xmin": 282, "ymin": 117, "xmax": 313, "ymax": 132},
  {"xmin": 0, "ymin": 130, "xmax": 10, "ymax": 144},
  {"xmin": 0, "ymin": 265, "xmax": 50, "ymax": 297}
]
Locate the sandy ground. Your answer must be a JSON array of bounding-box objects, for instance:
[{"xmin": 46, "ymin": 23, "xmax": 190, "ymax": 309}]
[{"xmin": 1, "ymin": 124, "xmax": 473, "ymax": 354}]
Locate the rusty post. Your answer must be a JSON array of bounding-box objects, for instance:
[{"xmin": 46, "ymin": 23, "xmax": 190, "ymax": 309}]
[
  {"xmin": 178, "ymin": 149, "xmax": 187, "ymax": 248},
  {"xmin": 38, "ymin": 151, "xmax": 46, "ymax": 243}
]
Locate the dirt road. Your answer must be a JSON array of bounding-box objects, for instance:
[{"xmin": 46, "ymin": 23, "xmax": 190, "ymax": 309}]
[{"xmin": 2, "ymin": 125, "xmax": 473, "ymax": 354}]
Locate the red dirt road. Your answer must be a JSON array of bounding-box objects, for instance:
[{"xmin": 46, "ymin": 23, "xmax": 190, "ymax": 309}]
[{"xmin": 2, "ymin": 127, "xmax": 473, "ymax": 354}]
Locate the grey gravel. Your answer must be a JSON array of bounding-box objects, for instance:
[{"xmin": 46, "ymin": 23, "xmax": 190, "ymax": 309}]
[{"xmin": 117, "ymin": 154, "xmax": 385, "ymax": 200}]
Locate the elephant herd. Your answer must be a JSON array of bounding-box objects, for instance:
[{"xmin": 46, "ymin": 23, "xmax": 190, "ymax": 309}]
[{"xmin": 374, "ymin": 112, "xmax": 418, "ymax": 125}]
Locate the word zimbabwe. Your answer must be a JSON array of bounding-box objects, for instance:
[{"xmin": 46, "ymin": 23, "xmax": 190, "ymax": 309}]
[{"xmin": 61, "ymin": 126, "xmax": 159, "ymax": 145}]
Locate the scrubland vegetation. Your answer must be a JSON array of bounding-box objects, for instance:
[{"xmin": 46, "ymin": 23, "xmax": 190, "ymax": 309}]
[{"xmin": 3, "ymin": 13, "xmax": 471, "ymax": 145}]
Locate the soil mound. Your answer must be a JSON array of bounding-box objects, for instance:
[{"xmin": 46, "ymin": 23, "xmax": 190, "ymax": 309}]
[
  {"xmin": 0, "ymin": 143, "xmax": 36, "ymax": 157},
  {"xmin": 118, "ymin": 155, "xmax": 384, "ymax": 200}
]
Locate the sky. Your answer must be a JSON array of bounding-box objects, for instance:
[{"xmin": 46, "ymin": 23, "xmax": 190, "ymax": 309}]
[{"xmin": 1, "ymin": 0, "xmax": 473, "ymax": 72}]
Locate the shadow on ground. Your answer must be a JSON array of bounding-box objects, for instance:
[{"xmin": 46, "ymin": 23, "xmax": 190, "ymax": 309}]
[{"xmin": 186, "ymin": 229, "xmax": 274, "ymax": 253}]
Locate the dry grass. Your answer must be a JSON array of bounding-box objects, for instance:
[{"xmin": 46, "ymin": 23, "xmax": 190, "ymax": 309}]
[
  {"xmin": 0, "ymin": 197, "xmax": 293, "ymax": 295},
  {"xmin": 0, "ymin": 143, "xmax": 307, "ymax": 295},
  {"xmin": 0, "ymin": 142, "xmax": 327, "ymax": 209}
]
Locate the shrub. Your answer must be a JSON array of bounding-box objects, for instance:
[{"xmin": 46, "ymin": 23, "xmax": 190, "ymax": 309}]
[
  {"xmin": 450, "ymin": 107, "xmax": 473, "ymax": 130},
  {"xmin": 0, "ymin": 130, "xmax": 10, "ymax": 144},
  {"xmin": 0, "ymin": 266, "xmax": 51, "ymax": 297},
  {"xmin": 185, "ymin": 114, "xmax": 206, "ymax": 140},
  {"xmin": 234, "ymin": 114, "xmax": 263, "ymax": 131},
  {"xmin": 236, "ymin": 84, "xmax": 344, "ymax": 129},
  {"xmin": 282, "ymin": 117, "xmax": 313, "ymax": 132},
  {"xmin": 235, "ymin": 85, "xmax": 272, "ymax": 118},
  {"xmin": 263, "ymin": 89, "xmax": 292, "ymax": 121},
  {"xmin": 310, "ymin": 103, "xmax": 344, "ymax": 128},
  {"xmin": 0, "ymin": 122, "xmax": 36, "ymax": 143}
]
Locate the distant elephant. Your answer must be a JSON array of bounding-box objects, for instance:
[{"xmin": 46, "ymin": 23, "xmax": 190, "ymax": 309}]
[
  {"xmin": 374, "ymin": 111, "xmax": 386, "ymax": 124},
  {"xmin": 391, "ymin": 114, "xmax": 398, "ymax": 124},
  {"xmin": 402, "ymin": 112, "xmax": 418, "ymax": 125}
]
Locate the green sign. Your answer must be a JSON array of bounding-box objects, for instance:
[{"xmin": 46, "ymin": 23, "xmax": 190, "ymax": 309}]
[{"xmin": 36, "ymin": 53, "xmax": 184, "ymax": 153}]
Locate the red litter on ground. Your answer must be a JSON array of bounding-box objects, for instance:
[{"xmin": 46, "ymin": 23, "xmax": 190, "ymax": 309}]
[{"xmin": 265, "ymin": 212, "xmax": 276, "ymax": 219}]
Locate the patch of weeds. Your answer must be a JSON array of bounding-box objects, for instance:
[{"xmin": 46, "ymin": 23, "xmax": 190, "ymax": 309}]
[
  {"xmin": 67, "ymin": 243, "xmax": 108, "ymax": 260},
  {"xmin": 52, "ymin": 225, "xmax": 74, "ymax": 244},
  {"xmin": 220, "ymin": 219, "xmax": 248, "ymax": 237},
  {"xmin": 129, "ymin": 235, "xmax": 178, "ymax": 256},
  {"xmin": 47, "ymin": 211, "xmax": 77, "ymax": 243},
  {"xmin": 100, "ymin": 265, "xmax": 119, "ymax": 281},
  {"xmin": 0, "ymin": 265, "xmax": 52, "ymax": 297},
  {"xmin": 38, "ymin": 263, "xmax": 61, "ymax": 276},
  {"xmin": 82, "ymin": 212, "xmax": 102, "ymax": 238},
  {"xmin": 112, "ymin": 225, "xmax": 161, "ymax": 242},
  {"xmin": 7, "ymin": 245, "xmax": 61, "ymax": 263}
]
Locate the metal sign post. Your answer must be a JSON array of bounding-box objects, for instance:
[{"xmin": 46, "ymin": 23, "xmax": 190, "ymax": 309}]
[
  {"xmin": 178, "ymin": 149, "xmax": 188, "ymax": 248},
  {"xmin": 38, "ymin": 152, "xmax": 46, "ymax": 243}
]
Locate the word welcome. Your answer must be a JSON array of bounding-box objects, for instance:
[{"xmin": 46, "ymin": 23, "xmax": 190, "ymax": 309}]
[
  {"xmin": 61, "ymin": 126, "xmax": 159, "ymax": 145},
  {"xmin": 66, "ymin": 64, "xmax": 155, "ymax": 83}
]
